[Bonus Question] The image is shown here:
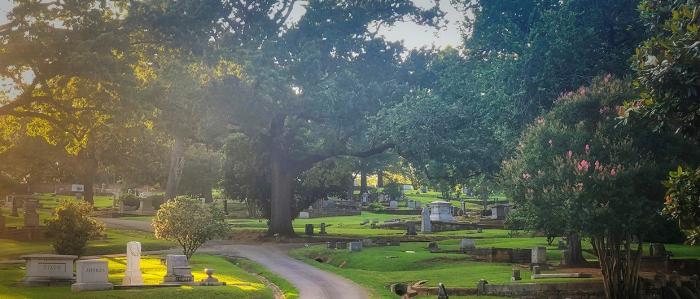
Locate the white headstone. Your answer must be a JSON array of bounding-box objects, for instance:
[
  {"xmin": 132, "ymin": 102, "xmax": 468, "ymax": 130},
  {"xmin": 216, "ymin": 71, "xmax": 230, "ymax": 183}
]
[
  {"xmin": 407, "ymin": 200, "xmax": 416, "ymax": 209},
  {"xmin": 298, "ymin": 211, "xmax": 310, "ymax": 219},
  {"xmin": 532, "ymin": 246, "xmax": 547, "ymax": 264},
  {"xmin": 460, "ymin": 239, "xmax": 476, "ymax": 250},
  {"xmin": 389, "ymin": 200, "xmax": 398, "ymax": 209},
  {"xmin": 22, "ymin": 254, "xmax": 78, "ymax": 286},
  {"xmin": 122, "ymin": 241, "xmax": 144, "ymax": 285},
  {"xmin": 429, "ymin": 201, "xmax": 454, "ymax": 222},
  {"xmin": 72, "ymin": 260, "xmax": 113, "ymax": 291},
  {"xmin": 421, "ymin": 207, "xmax": 432, "ymax": 233},
  {"xmin": 361, "ymin": 192, "xmax": 369, "ymax": 203}
]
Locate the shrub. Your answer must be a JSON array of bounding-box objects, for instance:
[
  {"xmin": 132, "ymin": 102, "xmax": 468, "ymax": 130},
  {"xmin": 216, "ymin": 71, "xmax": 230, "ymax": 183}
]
[
  {"xmin": 45, "ymin": 200, "xmax": 104, "ymax": 256},
  {"xmin": 153, "ymin": 196, "xmax": 229, "ymax": 259},
  {"xmin": 118, "ymin": 193, "xmax": 140, "ymax": 208},
  {"xmin": 367, "ymin": 202, "xmax": 384, "ymax": 212}
]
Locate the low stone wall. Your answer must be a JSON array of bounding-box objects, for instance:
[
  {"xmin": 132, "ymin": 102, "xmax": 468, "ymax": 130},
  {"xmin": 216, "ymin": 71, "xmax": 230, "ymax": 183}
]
[
  {"xmin": 366, "ymin": 209, "xmax": 421, "ymax": 215},
  {"xmin": 468, "ymin": 247, "xmax": 532, "ymax": 263},
  {"xmin": 307, "ymin": 209, "xmax": 360, "ymax": 218},
  {"xmin": 477, "ymin": 280, "xmax": 605, "ymax": 299},
  {"xmin": 0, "ymin": 227, "xmax": 47, "ymax": 241}
]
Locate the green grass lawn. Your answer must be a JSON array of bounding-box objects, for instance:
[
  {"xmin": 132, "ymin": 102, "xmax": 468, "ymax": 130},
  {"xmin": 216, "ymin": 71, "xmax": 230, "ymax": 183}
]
[
  {"xmin": 0, "ymin": 228, "xmax": 174, "ymax": 260},
  {"xmin": 0, "ymin": 254, "xmax": 275, "ymax": 299},
  {"xmin": 291, "ymin": 242, "xmax": 552, "ymax": 298},
  {"xmin": 2, "ymin": 193, "xmax": 114, "ymax": 228}
]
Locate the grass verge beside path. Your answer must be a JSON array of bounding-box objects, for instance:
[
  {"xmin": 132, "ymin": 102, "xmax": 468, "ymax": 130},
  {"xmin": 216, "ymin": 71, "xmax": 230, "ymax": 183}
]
[{"xmin": 229, "ymin": 257, "xmax": 300, "ymax": 299}]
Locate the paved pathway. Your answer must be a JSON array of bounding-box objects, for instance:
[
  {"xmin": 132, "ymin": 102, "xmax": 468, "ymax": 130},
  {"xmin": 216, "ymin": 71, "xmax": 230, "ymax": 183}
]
[{"xmin": 100, "ymin": 218, "xmax": 370, "ymax": 299}]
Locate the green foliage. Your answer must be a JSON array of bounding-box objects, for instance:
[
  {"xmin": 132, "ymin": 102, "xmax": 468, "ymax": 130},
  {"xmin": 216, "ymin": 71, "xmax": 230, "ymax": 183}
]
[
  {"xmin": 383, "ymin": 181, "xmax": 402, "ymax": 201},
  {"xmin": 632, "ymin": 0, "xmax": 700, "ymax": 139},
  {"xmin": 153, "ymin": 196, "xmax": 228, "ymax": 259},
  {"xmin": 45, "ymin": 200, "xmax": 105, "ymax": 256},
  {"xmin": 178, "ymin": 144, "xmax": 222, "ymax": 202},
  {"xmin": 367, "ymin": 202, "xmax": 385, "ymax": 212},
  {"xmin": 118, "ymin": 193, "xmax": 141, "ymax": 208},
  {"xmin": 503, "ymin": 76, "xmax": 685, "ymax": 239},
  {"xmin": 664, "ymin": 165, "xmax": 700, "ymax": 244},
  {"xmin": 457, "ymin": 0, "xmax": 643, "ymax": 136}
]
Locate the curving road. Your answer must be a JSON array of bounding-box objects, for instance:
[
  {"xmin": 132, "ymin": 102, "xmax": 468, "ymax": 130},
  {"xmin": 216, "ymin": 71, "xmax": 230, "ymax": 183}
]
[{"xmin": 100, "ymin": 218, "xmax": 370, "ymax": 299}]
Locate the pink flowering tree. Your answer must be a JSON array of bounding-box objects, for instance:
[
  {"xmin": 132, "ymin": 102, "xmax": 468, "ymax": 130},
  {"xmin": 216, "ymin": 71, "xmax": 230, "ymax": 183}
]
[{"xmin": 503, "ymin": 77, "xmax": 689, "ymax": 299}]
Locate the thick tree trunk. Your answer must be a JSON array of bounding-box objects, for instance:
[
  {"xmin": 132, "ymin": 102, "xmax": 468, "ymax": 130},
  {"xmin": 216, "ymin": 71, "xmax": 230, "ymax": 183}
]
[
  {"xmin": 269, "ymin": 147, "xmax": 295, "ymax": 236},
  {"xmin": 360, "ymin": 167, "xmax": 368, "ymax": 194},
  {"xmin": 165, "ymin": 136, "xmax": 186, "ymax": 200},
  {"xmin": 377, "ymin": 171, "xmax": 384, "ymax": 187},
  {"xmin": 566, "ymin": 233, "xmax": 585, "ymax": 265},
  {"xmin": 79, "ymin": 138, "xmax": 97, "ymax": 205},
  {"xmin": 593, "ymin": 233, "xmax": 643, "ymax": 299}
]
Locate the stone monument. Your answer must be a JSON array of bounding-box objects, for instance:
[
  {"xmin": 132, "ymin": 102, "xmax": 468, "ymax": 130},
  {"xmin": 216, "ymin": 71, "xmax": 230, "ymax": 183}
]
[
  {"xmin": 531, "ymin": 246, "xmax": 547, "ymax": 265},
  {"xmin": 23, "ymin": 200, "xmax": 40, "ymax": 228},
  {"xmin": 460, "ymin": 239, "xmax": 476, "ymax": 251},
  {"xmin": 429, "ymin": 201, "xmax": 454, "ymax": 222},
  {"xmin": 71, "ymin": 259, "xmax": 113, "ymax": 291},
  {"xmin": 319, "ymin": 223, "xmax": 327, "ymax": 234},
  {"xmin": 137, "ymin": 197, "xmax": 155, "ymax": 215},
  {"xmin": 348, "ymin": 241, "xmax": 363, "ymax": 252},
  {"xmin": 22, "ymin": 254, "xmax": 78, "ymax": 286},
  {"xmin": 164, "ymin": 254, "xmax": 193, "ymax": 283},
  {"xmin": 420, "ymin": 207, "xmax": 432, "ymax": 233},
  {"xmin": 406, "ymin": 223, "xmax": 417, "ymax": 236},
  {"xmin": 361, "ymin": 192, "xmax": 369, "ymax": 203},
  {"xmin": 0, "ymin": 208, "xmax": 5, "ymax": 232},
  {"xmin": 389, "ymin": 200, "xmax": 398, "ymax": 209},
  {"xmin": 122, "ymin": 241, "xmax": 144, "ymax": 285},
  {"xmin": 10, "ymin": 196, "xmax": 20, "ymax": 217}
]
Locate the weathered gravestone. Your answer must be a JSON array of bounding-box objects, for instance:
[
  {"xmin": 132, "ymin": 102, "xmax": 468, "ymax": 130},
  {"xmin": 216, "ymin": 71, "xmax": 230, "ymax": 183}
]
[
  {"xmin": 407, "ymin": 200, "xmax": 416, "ymax": 209},
  {"xmin": 123, "ymin": 241, "xmax": 144, "ymax": 285},
  {"xmin": 336, "ymin": 241, "xmax": 346, "ymax": 250},
  {"xmin": 531, "ymin": 247, "xmax": 547, "ymax": 265},
  {"xmin": 305, "ymin": 224, "xmax": 314, "ymax": 236},
  {"xmin": 558, "ymin": 240, "xmax": 567, "ymax": 250},
  {"xmin": 421, "ymin": 207, "xmax": 432, "ymax": 233},
  {"xmin": 650, "ymin": 243, "xmax": 667, "ymax": 257},
  {"xmin": 11, "ymin": 196, "xmax": 20, "ymax": 217},
  {"xmin": 319, "ymin": 223, "xmax": 327, "ymax": 234},
  {"xmin": 428, "ymin": 242, "xmax": 438, "ymax": 251},
  {"xmin": 389, "ymin": 200, "xmax": 398, "ymax": 209},
  {"xmin": 511, "ymin": 268, "xmax": 521, "ymax": 281},
  {"xmin": 460, "ymin": 239, "xmax": 476, "ymax": 251},
  {"xmin": 298, "ymin": 211, "xmax": 310, "ymax": 219},
  {"xmin": 437, "ymin": 282, "xmax": 449, "ymax": 299},
  {"xmin": 137, "ymin": 197, "xmax": 154, "ymax": 215},
  {"xmin": 348, "ymin": 241, "xmax": 363, "ymax": 252},
  {"xmin": 406, "ymin": 224, "xmax": 417, "ymax": 236},
  {"xmin": 362, "ymin": 239, "xmax": 373, "ymax": 247},
  {"xmin": 71, "ymin": 259, "xmax": 113, "ymax": 291},
  {"xmin": 164, "ymin": 254, "xmax": 193, "ymax": 283},
  {"xmin": 22, "ymin": 254, "xmax": 78, "ymax": 286},
  {"xmin": 23, "ymin": 200, "xmax": 40, "ymax": 228},
  {"xmin": 326, "ymin": 242, "xmax": 336, "ymax": 249}
]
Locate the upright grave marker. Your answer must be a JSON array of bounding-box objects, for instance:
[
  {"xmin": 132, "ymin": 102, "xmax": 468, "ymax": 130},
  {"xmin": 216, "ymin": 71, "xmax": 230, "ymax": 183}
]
[
  {"xmin": 71, "ymin": 259, "xmax": 113, "ymax": 291},
  {"xmin": 122, "ymin": 241, "xmax": 144, "ymax": 285},
  {"xmin": 22, "ymin": 254, "xmax": 77, "ymax": 286}
]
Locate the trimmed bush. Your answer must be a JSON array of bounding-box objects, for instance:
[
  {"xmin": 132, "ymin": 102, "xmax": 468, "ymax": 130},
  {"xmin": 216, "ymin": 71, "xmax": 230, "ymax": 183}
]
[{"xmin": 45, "ymin": 200, "xmax": 105, "ymax": 256}]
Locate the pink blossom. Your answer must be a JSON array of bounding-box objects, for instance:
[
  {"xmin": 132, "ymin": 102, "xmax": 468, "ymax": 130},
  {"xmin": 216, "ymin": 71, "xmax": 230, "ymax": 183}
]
[
  {"xmin": 566, "ymin": 150, "xmax": 573, "ymax": 158},
  {"xmin": 603, "ymin": 74, "xmax": 612, "ymax": 83},
  {"xmin": 522, "ymin": 172, "xmax": 531, "ymax": 180},
  {"xmin": 585, "ymin": 144, "xmax": 590, "ymax": 154},
  {"xmin": 610, "ymin": 168, "xmax": 617, "ymax": 177},
  {"xmin": 594, "ymin": 160, "xmax": 601, "ymax": 171},
  {"xmin": 577, "ymin": 160, "xmax": 590, "ymax": 172},
  {"xmin": 578, "ymin": 86, "xmax": 587, "ymax": 95}
]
